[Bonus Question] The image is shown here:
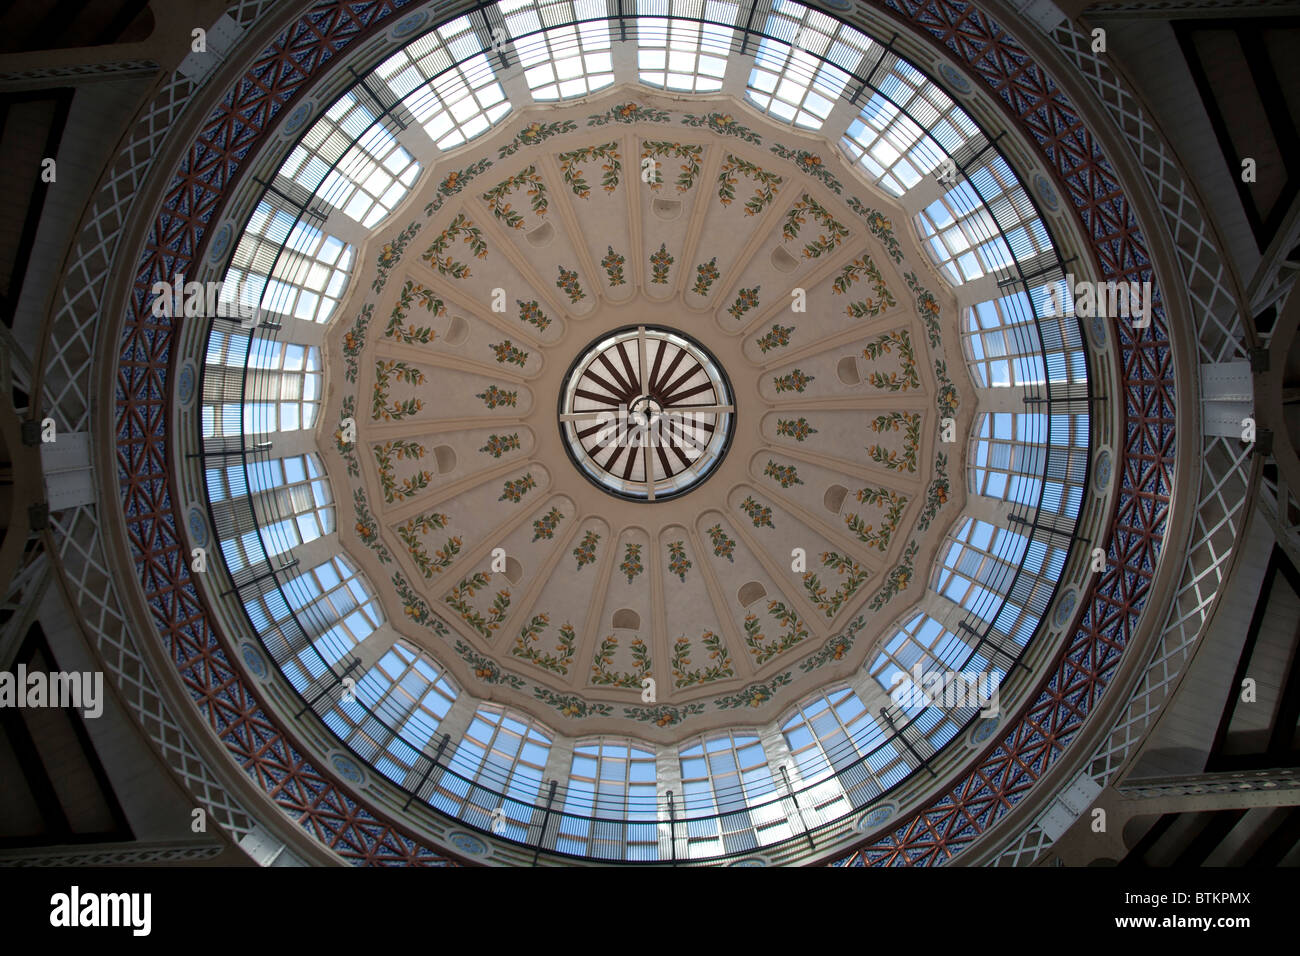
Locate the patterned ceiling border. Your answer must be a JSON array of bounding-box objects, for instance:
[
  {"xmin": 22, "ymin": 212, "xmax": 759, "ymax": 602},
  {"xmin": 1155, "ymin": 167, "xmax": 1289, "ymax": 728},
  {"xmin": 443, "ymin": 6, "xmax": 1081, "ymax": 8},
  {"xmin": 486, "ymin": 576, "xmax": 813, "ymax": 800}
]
[{"xmin": 50, "ymin": 0, "xmax": 1185, "ymax": 865}]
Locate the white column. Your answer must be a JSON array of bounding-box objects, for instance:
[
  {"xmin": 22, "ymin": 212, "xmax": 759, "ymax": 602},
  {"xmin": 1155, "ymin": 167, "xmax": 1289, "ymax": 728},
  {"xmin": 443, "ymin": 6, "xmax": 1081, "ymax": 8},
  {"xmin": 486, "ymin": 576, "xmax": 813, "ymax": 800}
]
[{"xmin": 656, "ymin": 744, "xmax": 685, "ymax": 859}]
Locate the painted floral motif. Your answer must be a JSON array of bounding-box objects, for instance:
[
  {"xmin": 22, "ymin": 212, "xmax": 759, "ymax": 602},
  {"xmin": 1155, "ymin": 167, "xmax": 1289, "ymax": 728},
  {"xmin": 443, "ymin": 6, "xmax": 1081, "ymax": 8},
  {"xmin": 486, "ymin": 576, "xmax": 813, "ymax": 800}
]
[
  {"xmin": 847, "ymin": 196, "xmax": 904, "ymax": 263},
  {"xmin": 342, "ymin": 304, "xmax": 372, "ymax": 383},
  {"xmin": 499, "ymin": 472, "xmax": 537, "ymax": 503},
  {"xmin": 846, "ymin": 487, "xmax": 909, "ymax": 552},
  {"xmin": 716, "ymin": 154, "xmax": 783, "ymax": 215},
  {"xmin": 773, "ymin": 368, "xmax": 814, "ymax": 393},
  {"xmin": 869, "ymin": 412, "xmax": 922, "ymax": 473},
  {"xmin": 714, "ymin": 672, "xmax": 794, "ymax": 710},
  {"xmin": 728, "ymin": 286, "xmax": 760, "ymax": 320},
  {"xmin": 834, "ymin": 255, "xmax": 895, "ymax": 313},
  {"xmin": 499, "ymin": 119, "xmax": 577, "ymax": 158},
  {"xmin": 776, "ymin": 417, "xmax": 817, "ymax": 441},
  {"xmin": 352, "ymin": 488, "xmax": 392, "ymax": 564},
  {"xmin": 372, "ymin": 359, "xmax": 424, "ymax": 421},
  {"xmin": 666, "ymin": 540, "xmax": 691, "ymax": 582},
  {"xmin": 743, "ymin": 602, "xmax": 809, "ymax": 664},
  {"xmin": 373, "ymin": 220, "xmax": 421, "ymax": 293},
  {"xmin": 590, "ymin": 635, "xmax": 651, "ymax": 688},
  {"xmin": 516, "ymin": 298, "xmax": 550, "ymax": 332},
  {"xmin": 707, "ymin": 524, "xmax": 735, "ymax": 561},
  {"xmin": 649, "ymin": 243, "xmax": 674, "ymax": 284},
  {"xmin": 762, "ymin": 460, "xmax": 803, "ymax": 488},
  {"xmin": 619, "ymin": 542, "xmax": 644, "ymax": 583},
  {"xmin": 803, "ymin": 552, "xmax": 871, "ymax": 618},
  {"xmin": 535, "ymin": 686, "xmax": 613, "ymax": 719},
  {"xmin": 558, "ymin": 142, "xmax": 621, "ymax": 196},
  {"xmin": 624, "ymin": 702, "xmax": 706, "ymax": 728},
  {"xmin": 903, "ymin": 270, "xmax": 943, "ymax": 348},
  {"xmin": 756, "ymin": 323, "xmax": 794, "ymax": 353},
  {"xmin": 454, "ymin": 639, "xmax": 525, "ymax": 689},
  {"xmin": 393, "ymin": 571, "xmax": 449, "ymax": 634},
  {"xmin": 556, "ymin": 266, "xmax": 585, "ymax": 303},
  {"xmin": 385, "ymin": 279, "xmax": 443, "ymax": 344},
  {"xmin": 512, "ymin": 615, "xmax": 577, "ymax": 675},
  {"xmin": 573, "ymin": 529, "xmax": 600, "ymax": 569},
  {"xmin": 422, "ymin": 213, "xmax": 488, "ymax": 277},
  {"xmin": 532, "ymin": 506, "xmax": 564, "ymax": 542},
  {"xmin": 481, "ymin": 165, "xmax": 547, "ymax": 229},
  {"xmin": 771, "ymin": 143, "xmax": 843, "ymax": 193},
  {"xmin": 424, "ymin": 158, "xmax": 493, "ymax": 216},
  {"xmin": 444, "ymin": 572, "xmax": 511, "ymax": 639},
  {"xmin": 641, "ymin": 141, "xmax": 703, "ymax": 191},
  {"xmin": 337, "ymin": 395, "xmax": 359, "ymax": 476},
  {"xmin": 476, "ymin": 385, "xmax": 518, "ymax": 409},
  {"xmin": 491, "ymin": 339, "xmax": 529, "ymax": 367},
  {"xmin": 374, "ymin": 440, "xmax": 431, "ymax": 502},
  {"xmin": 478, "ymin": 432, "xmax": 521, "ymax": 458},
  {"xmin": 935, "ymin": 358, "xmax": 959, "ymax": 419},
  {"xmin": 798, "ymin": 623, "xmax": 862, "ymax": 673},
  {"xmin": 917, "ymin": 453, "xmax": 950, "ymax": 532},
  {"xmin": 862, "ymin": 329, "xmax": 921, "ymax": 391},
  {"xmin": 682, "ymin": 112, "xmax": 761, "ymax": 144},
  {"xmin": 671, "ymin": 631, "xmax": 733, "ymax": 688},
  {"xmin": 740, "ymin": 495, "xmax": 774, "ymax": 529},
  {"xmin": 397, "ymin": 512, "xmax": 461, "ymax": 578},
  {"xmin": 692, "ymin": 257, "xmax": 720, "ymax": 296},
  {"xmin": 601, "ymin": 246, "xmax": 626, "ymax": 286},
  {"xmin": 781, "ymin": 194, "xmax": 849, "ymax": 258},
  {"xmin": 588, "ymin": 102, "xmax": 670, "ymax": 126},
  {"xmin": 867, "ymin": 539, "xmax": 919, "ymax": 612}
]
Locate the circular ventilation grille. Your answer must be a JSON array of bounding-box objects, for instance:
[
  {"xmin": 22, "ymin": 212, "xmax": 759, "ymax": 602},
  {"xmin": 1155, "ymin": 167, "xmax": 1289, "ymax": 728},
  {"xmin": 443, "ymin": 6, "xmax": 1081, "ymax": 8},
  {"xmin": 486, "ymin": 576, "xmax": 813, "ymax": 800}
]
[{"xmin": 558, "ymin": 326, "xmax": 734, "ymax": 501}]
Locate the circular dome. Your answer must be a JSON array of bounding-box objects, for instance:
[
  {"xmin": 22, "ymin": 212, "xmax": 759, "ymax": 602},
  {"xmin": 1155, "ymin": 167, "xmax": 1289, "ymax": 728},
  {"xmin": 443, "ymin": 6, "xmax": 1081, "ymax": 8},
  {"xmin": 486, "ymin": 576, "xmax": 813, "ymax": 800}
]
[
  {"xmin": 327, "ymin": 88, "xmax": 979, "ymax": 760},
  {"xmin": 558, "ymin": 326, "xmax": 735, "ymax": 501},
  {"xmin": 82, "ymin": 0, "xmax": 1199, "ymax": 868},
  {"xmin": 193, "ymin": 67, "xmax": 1096, "ymax": 861}
]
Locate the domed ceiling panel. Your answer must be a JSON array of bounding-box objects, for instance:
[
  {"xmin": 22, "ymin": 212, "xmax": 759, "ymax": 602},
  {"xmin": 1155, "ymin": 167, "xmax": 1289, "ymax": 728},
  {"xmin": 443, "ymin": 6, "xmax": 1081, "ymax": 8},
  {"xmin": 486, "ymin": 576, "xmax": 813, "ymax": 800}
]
[{"xmin": 326, "ymin": 87, "xmax": 972, "ymax": 740}]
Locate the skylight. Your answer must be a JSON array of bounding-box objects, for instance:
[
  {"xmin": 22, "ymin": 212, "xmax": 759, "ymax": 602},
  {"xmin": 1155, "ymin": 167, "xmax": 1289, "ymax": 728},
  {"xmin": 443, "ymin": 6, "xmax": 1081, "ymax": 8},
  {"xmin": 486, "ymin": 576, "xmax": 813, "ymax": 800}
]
[
  {"xmin": 636, "ymin": 0, "xmax": 739, "ymax": 92},
  {"xmin": 781, "ymin": 687, "xmax": 893, "ymax": 819},
  {"xmin": 556, "ymin": 739, "xmax": 659, "ymax": 859},
  {"xmin": 840, "ymin": 57, "xmax": 980, "ymax": 197},
  {"xmin": 434, "ymin": 705, "xmax": 552, "ymax": 840},
  {"xmin": 499, "ymin": 0, "xmax": 614, "ymax": 100},
  {"xmin": 205, "ymin": 453, "xmax": 334, "ymax": 576},
  {"xmin": 278, "ymin": 90, "xmax": 420, "ymax": 229},
  {"xmin": 679, "ymin": 732, "xmax": 790, "ymax": 857},
  {"xmin": 202, "ymin": 334, "xmax": 321, "ymax": 438},
  {"xmin": 915, "ymin": 154, "xmax": 1052, "ymax": 286},
  {"xmin": 326, "ymin": 642, "xmax": 459, "ymax": 786},
  {"xmin": 374, "ymin": 16, "xmax": 511, "ymax": 149},
  {"xmin": 224, "ymin": 197, "xmax": 354, "ymax": 324},
  {"xmin": 745, "ymin": 2, "xmax": 872, "ymax": 130}
]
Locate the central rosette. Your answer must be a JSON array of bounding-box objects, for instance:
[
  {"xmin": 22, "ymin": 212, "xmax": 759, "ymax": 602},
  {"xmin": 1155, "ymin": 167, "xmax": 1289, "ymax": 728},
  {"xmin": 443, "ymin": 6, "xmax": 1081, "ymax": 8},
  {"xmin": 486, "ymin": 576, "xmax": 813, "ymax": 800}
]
[{"xmin": 559, "ymin": 326, "xmax": 735, "ymax": 501}]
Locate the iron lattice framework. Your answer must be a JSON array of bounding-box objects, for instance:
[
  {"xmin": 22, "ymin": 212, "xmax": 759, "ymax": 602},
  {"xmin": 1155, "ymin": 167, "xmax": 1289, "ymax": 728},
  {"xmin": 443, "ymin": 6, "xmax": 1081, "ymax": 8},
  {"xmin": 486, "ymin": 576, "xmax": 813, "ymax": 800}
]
[{"xmin": 31, "ymin": 0, "xmax": 1232, "ymax": 865}]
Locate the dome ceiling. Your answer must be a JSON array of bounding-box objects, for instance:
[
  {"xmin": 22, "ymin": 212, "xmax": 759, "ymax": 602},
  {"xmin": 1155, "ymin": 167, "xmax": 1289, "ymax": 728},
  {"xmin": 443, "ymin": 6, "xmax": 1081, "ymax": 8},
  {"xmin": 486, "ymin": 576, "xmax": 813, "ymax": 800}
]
[
  {"xmin": 64, "ymin": 0, "xmax": 1203, "ymax": 867},
  {"xmin": 326, "ymin": 87, "xmax": 970, "ymax": 738}
]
